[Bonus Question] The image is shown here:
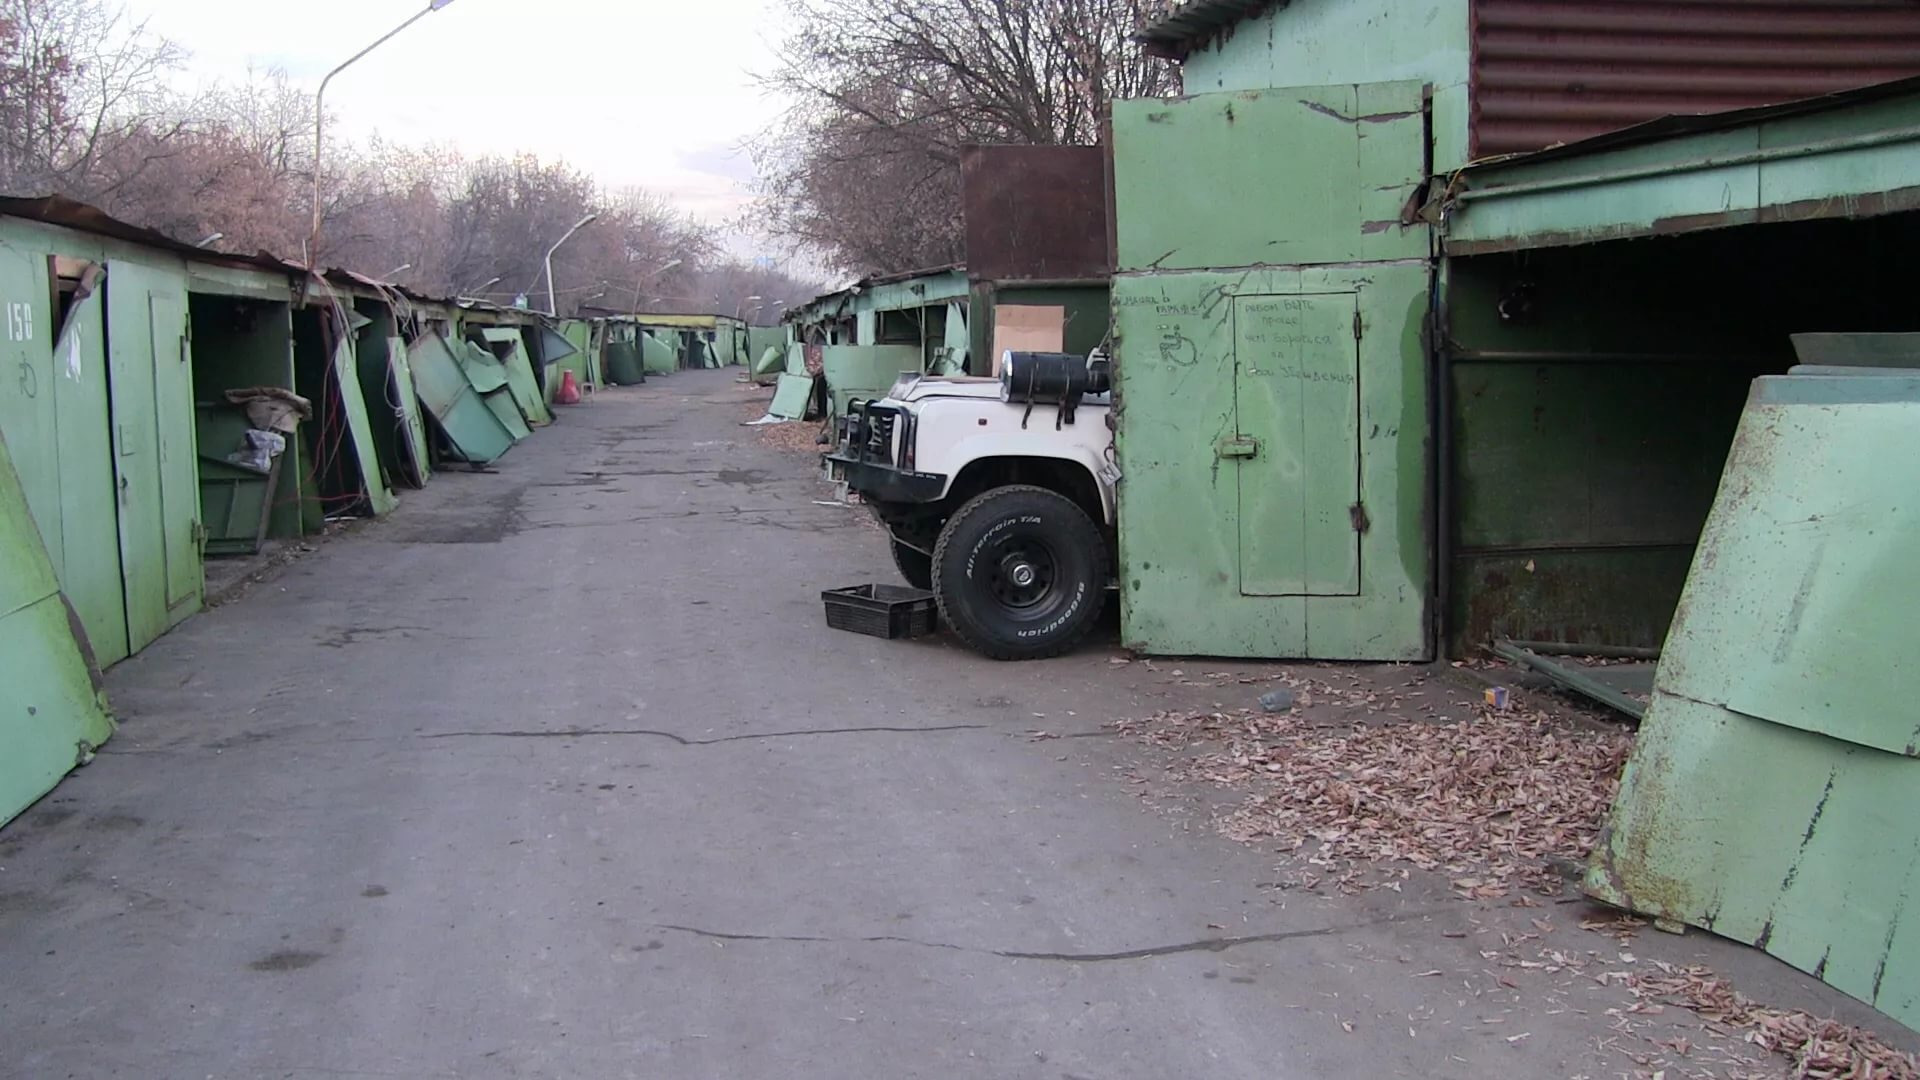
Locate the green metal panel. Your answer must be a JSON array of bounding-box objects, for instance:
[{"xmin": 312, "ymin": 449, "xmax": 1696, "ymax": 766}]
[
  {"xmin": 768, "ymin": 373, "xmax": 812, "ymax": 419},
  {"xmin": 0, "ymin": 240, "xmax": 130, "ymax": 667},
  {"xmin": 0, "ymin": 244, "xmax": 59, "ymax": 557},
  {"xmin": 1655, "ymin": 375, "xmax": 1920, "ymax": 757},
  {"xmin": 1177, "ymin": 0, "xmax": 1471, "ymax": 169},
  {"xmin": 0, "ymin": 426, "xmax": 114, "ymax": 828},
  {"xmin": 482, "ymin": 388, "xmax": 531, "ymax": 441},
  {"xmin": 1446, "ymin": 91, "xmax": 1920, "ymax": 254},
  {"xmin": 406, "ymin": 333, "xmax": 515, "ymax": 464},
  {"xmin": 106, "ymin": 263, "xmax": 170, "ymax": 652},
  {"xmin": 349, "ymin": 306, "xmax": 430, "ymax": 490},
  {"xmin": 148, "ymin": 289, "xmax": 199, "ymax": 613},
  {"xmin": 1233, "ymin": 293, "xmax": 1361, "ymax": 597},
  {"xmin": 538, "ymin": 322, "xmax": 587, "ymax": 397},
  {"xmin": 51, "ymin": 281, "xmax": 126, "ymax": 665},
  {"xmin": 457, "ymin": 341, "xmax": 509, "ymax": 393},
  {"xmin": 328, "ymin": 323, "xmax": 396, "ymax": 517},
  {"xmin": 1114, "ymin": 263, "xmax": 1430, "ymax": 660},
  {"xmin": 939, "ymin": 301, "xmax": 969, "ymax": 374},
  {"xmin": 559, "ymin": 321, "xmax": 597, "ymax": 387},
  {"xmin": 822, "ymin": 345, "xmax": 920, "ymax": 417},
  {"xmin": 1587, "ymin": 373, "xmax": 1920, "ymax": 1030},
  {"xmin": 1112, "ymin": 82, "xmax": 1429, "ymax": 272},
  {"xmin": 747, "ymin": 326, "xmax": 785, "ymax": 365},
  {"xmin": 640, "ymin": 331, "xmax": 676, "ymax": 374},
  {"xmin": 603, "ymin": 341, "xmax": 645, "ymax": 385},
  {"xmin": 479, "ymin": 328, "xmax": 553, "ymax": 427},
  {"xmin": 385, "ymin": 336, "xmax": 431, "ymax": 484}
]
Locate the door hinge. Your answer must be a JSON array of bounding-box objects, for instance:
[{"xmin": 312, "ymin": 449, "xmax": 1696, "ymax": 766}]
[
  {"xmin": 1353, "ymin": 311, "xmax": 1364, "ymax": 341},
  {"xmin": 191, "ymin": 519, "xmax": 207, "ymax": 546},
  {"xmin": 1216, "ymin": 435, "xmax": 1260, "ymax": 460}
]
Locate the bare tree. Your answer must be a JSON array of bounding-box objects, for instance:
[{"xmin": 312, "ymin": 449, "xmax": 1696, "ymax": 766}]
[
  {"xmin": 754, "ymin": 0, "xmax": 1175, "ymax": 276},
  {"xmin": 0, "ymin": 0, "xmax": 185, "ymax": 198},
  {"xmin": 0, "ymin": 0, "xmax": 824, "ymax": 312}
]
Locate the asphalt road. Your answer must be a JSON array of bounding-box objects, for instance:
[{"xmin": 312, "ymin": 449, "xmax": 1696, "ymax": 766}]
[{"xmin": 1, "ymin": 371, "xmax": 1903, "ymax": 1079}]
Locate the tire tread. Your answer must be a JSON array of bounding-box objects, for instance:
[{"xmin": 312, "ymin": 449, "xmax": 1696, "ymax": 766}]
[{"xmin": 931, "ymin": 484, "xmax": 1105, "ymax": 661}]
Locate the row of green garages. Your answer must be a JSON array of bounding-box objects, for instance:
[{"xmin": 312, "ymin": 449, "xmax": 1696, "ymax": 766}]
[{"xmin": 0, "ymin": 197, "xmax": 708, "ymax": 829}]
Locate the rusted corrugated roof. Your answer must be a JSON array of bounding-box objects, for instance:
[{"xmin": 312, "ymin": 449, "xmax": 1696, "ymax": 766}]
[
  {"xmin": 1471, "ymin": 0, "xmax": 1920, "ymax": 156},
  {"xmin": 1466, "ymin": 71, "xmax": 1920, "ymax": 168},
  {"xmin": 1135, "ymin": 0, "xmax": 1283, "ymax": 59}
]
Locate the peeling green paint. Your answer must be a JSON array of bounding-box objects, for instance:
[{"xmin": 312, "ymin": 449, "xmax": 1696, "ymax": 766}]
[
  {"xmin": 0, "ymin": 425, "xmax": 114, "ymax": 828},
  {"xmin": 1588, "ymin": 371, "xmax": 1920, "ymax": 1030}
]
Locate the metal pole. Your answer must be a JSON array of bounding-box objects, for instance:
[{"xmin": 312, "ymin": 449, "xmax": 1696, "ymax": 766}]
[
  {"xmin": 308, "ymin": 0, "xmax": 459, "ymax": 266},
  {"xmin": 629, "ymin": 258, "xmax": 682, "ymax": 315},
  {"xmin": 543, "ymin": 213, "xmax": 598, "ymax": 316}
]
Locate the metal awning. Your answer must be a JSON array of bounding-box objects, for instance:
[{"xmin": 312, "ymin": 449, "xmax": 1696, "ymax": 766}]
[{"xmin": 1443, "ymin": 76, "xmax": 1920, "ymax": 255}]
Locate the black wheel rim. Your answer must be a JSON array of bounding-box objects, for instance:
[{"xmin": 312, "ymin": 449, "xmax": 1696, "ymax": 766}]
[{"xmin": 984, "ymin": 534, "xmax": 1059, "ymax": 612}]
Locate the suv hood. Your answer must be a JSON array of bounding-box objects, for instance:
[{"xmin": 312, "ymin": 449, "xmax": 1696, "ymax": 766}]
[{"xmin": 894, "ymin": 375, "xmax": 1003, "ymax": 403}]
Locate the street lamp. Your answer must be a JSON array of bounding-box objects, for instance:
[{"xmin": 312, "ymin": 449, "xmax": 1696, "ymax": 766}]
[
  {"xmin": 194, "ymin": 232, "xmax": 224, "ymax": 248},
  {"xmin": 543, "ymin": 213, "xmax": 598, "ymax": 316},
  {"xmin": 630, "ymin": 258, "xmax": 682, "ymax": 314},
  {"xmin": 459, "ymin": 275, "xmax": 502, "ymax": 299},
  {"xmin": 308, "ymin": 0, "xmax": 461, "ymax": 266},
  {"xmin": 735, "ymin": 294, "xmax": 762, "ymax": 320},
  {"xmin": 383, "ymin": 263, "xmax": 412, "ymax": 280}
]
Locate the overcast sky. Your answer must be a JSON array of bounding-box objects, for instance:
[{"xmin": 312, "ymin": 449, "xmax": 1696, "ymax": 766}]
[{"xmin": 126, "ymin": 0, "xmax": 795, "ymax": 259}]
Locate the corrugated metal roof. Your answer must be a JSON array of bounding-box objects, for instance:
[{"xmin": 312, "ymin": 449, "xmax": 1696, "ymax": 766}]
[
  {"xmin": 1471, "ymin": 0, "xmax": 1920, "ymax": 156},
  {"xmin": 1466, "ymin": 71, "xmax": 1920, "ymax": 168},
  {"xmin": 1135, "ymin": 0, "xmax": 1284, "ymax": 59}
]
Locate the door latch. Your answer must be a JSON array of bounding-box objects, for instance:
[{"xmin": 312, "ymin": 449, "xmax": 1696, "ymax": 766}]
[{"xmin": 1216, "ymin": 435, "xmax": 1259, "ymax": 459}]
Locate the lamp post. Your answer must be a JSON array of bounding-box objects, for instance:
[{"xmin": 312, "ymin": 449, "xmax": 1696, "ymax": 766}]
[
  {"xmin": 382, "ymin": 263, "xmax": 412, "ymax": 280},
  {"xmin": 735, "ymin": 294, "xmax": 762, "ymax": 320},
  {"xmin": 543, "ymin": 213, "xmax": 598, "ymax": 316},
  {"xmin": 459, "ymin": 275, "xmax": 502, "ymax": 300},
  {"xmin": 194, "ymin": 232, "xmax": 224, "ymax": 248},
  {"xmin": 630, "ymin": 258, "xmax": 682, "ymax": 314},
  {"xmin": 308, "ymin": 0, "xmax": 461, "ymax": 266}
]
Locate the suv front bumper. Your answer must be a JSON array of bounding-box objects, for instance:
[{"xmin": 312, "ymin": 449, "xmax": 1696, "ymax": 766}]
[
  {"xmin": 825, "ymin": 455, "xmax": 948, "ymax": 503},
  {"xmin": 824, "ymin": 398, "xmax": 948, "ymax": 504}
]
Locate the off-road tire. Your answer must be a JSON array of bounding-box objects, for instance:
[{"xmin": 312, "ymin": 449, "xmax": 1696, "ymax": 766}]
[
  {"xmin": 932, "ymin": 485, "xmax": 1106, "ymax": 661},
  {"xmin": 890, "ymin": 536, "xmax": 933, "ymax": 590}
]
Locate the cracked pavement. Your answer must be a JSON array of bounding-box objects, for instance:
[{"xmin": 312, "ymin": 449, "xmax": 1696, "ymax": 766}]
[{"xmin": 0, "ymin": 371, "xmax": 1894, "ymax": 1079}]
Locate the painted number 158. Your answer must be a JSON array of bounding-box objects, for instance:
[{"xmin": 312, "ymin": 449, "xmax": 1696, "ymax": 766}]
[{"xmin": 5, "ymin": 302, "xmax": 33, "ymax": 341}]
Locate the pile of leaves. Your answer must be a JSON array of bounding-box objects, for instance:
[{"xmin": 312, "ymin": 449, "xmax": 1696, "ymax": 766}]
[
  {"xmin": 756, "ymin": 419, "xmax": 830, "ymax": 455},
  {"xmin": 1630, "ymin": 965, "xmax": 1918, "ymax": 1080},
  {"xmin": 1115, "ymin": 704, "xmax": 1633, "ymax": 895}
]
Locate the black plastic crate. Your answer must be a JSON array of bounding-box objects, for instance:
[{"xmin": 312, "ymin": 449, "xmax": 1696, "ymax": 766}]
[{"xmin": 822, "ymin": 583, "xmax": 938, "ymax": 639}]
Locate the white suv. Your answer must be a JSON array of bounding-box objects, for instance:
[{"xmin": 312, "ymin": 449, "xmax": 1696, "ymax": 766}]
[{"xmin": 825, "ymin": 352, "xmax": 1117, "ymax": 660}]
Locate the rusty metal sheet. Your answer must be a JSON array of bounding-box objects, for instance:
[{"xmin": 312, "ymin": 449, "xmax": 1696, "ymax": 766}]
[
  {"xmin": 1471, "ymin": 0, "xmax": 1920, "ymax": 157},
  {"xmin": 960, "ymin": 145, "xmax": 1111, "ymax": 283}
]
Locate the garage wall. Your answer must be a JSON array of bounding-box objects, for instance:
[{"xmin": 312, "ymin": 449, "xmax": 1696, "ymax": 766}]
[{"xmin": 1445, "ymin": 214, "xmax": 1920, "ymax": 651}]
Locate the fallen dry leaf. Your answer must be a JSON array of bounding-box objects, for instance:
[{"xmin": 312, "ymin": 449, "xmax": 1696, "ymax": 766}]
[
  {"xmin": 1114, "ymin": 704, "xmax": 1632, "ymax": 896},
  {"xmin": 1628, "ymin": 966, "xmax": 1917, "ymax": 1080}
]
